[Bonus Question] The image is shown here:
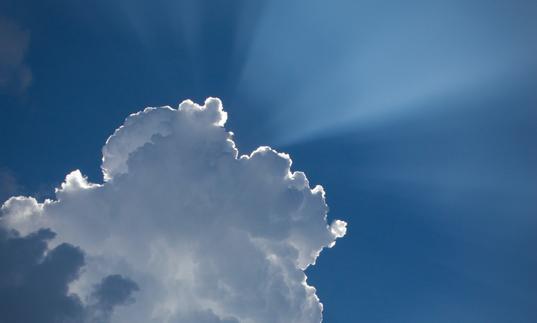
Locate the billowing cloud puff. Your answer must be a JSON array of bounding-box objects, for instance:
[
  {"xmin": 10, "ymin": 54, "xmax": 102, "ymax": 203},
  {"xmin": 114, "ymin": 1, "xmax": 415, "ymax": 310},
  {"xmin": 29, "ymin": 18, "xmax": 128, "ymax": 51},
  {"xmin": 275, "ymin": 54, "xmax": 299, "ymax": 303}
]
[{"xmin": 1, "ymin": 98, "xmax": 347, "ymax": 323}]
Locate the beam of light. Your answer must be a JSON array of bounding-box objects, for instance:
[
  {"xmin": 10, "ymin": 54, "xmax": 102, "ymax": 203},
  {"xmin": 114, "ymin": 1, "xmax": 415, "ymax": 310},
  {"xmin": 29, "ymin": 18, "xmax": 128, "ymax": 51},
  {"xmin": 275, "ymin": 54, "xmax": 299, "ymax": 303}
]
[
  {"xmin": 115, "ymin": 0, "xmax": 269, "ymax": 97},
  {"xmin": 235, "ymin": 0, "xmax": 537, "ymax": 146}
]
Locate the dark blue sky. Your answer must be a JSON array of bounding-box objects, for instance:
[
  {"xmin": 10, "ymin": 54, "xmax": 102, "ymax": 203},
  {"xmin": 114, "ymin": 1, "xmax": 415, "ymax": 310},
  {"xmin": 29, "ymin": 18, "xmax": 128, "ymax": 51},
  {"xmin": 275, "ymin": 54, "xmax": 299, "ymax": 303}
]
[{"xmin": 1, "ymin": 0, "xmax": 536, "ymax": 322}]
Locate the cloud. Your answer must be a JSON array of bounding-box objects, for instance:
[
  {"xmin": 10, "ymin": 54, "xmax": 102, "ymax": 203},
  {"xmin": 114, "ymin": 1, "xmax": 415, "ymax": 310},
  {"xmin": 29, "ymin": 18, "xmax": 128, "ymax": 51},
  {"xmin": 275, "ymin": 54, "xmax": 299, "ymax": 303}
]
[
  {"xmin": 1, "ymin": 98, "xmax": 347, "ymax": 323},
  {"xmin": 0, "ymin": 17, "xmax": 32, "ymax": 94},
  {"xmin": 0, "ymin": 168, "xmax": 21, "ymax": 203},
  {"xmin": 0, "ymin": 226, "xmax": 138, "ymax": 323},
  {"xmin": 0, "ymin": 227, "xmax": 84, "ymax": 323},
  {"xmin": 86, "ymin": 274, "xmax": 140, "ymax": 323}
]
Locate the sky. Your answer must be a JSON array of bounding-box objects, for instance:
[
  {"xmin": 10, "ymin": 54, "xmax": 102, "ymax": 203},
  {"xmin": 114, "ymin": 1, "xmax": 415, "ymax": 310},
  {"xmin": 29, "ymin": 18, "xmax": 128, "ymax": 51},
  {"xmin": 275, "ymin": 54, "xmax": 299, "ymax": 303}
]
[{"xmin": 1, "ymin": 0, "xmax": 536, "ymax": 322}]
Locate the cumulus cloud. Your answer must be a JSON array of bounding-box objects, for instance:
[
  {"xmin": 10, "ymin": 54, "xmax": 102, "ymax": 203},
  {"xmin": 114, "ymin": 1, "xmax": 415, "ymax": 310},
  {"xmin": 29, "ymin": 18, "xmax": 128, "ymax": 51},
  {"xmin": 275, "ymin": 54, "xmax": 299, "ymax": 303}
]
[
  {"xmin": 1, "ymin": 98, "xmax": 347, "ymax": 323},
  {"xmin": 0, "ymin": 17, "xmax": 32, "ymax": 94}
]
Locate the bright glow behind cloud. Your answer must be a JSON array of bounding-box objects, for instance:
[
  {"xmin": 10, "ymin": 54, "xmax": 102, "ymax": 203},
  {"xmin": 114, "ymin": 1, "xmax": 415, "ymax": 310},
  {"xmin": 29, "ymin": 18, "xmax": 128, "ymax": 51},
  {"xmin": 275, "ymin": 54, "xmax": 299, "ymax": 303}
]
[
  {"xmin": 1, "ymin": 98, "xmax": 346, "ymax": 323},
  {"xmin": 237, "ymin": 0, "xmax": 537, "ymax": 145}
]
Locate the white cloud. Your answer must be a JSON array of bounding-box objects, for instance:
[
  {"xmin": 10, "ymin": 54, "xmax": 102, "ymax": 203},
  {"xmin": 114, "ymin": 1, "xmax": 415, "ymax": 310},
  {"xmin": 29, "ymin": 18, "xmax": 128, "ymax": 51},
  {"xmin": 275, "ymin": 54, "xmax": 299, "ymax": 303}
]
[{"xmin": 1, "ymin": 98, "xmax": 346, "ymax": 323}]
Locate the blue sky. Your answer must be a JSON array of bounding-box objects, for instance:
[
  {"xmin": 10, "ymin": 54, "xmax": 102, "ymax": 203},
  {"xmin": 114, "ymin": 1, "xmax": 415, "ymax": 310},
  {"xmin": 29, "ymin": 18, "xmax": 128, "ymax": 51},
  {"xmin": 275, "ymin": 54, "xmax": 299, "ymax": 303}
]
[{"xmin": 1, "ymin": 0, "xmax": 537, "ymax": 322}]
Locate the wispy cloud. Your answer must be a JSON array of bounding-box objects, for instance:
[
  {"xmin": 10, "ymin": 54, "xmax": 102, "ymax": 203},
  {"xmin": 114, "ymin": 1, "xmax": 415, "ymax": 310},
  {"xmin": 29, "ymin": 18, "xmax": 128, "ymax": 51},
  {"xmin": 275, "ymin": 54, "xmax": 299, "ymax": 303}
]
[{"xmin": 0, "ymin": 17, "xmax": 32, "ymax": 95}]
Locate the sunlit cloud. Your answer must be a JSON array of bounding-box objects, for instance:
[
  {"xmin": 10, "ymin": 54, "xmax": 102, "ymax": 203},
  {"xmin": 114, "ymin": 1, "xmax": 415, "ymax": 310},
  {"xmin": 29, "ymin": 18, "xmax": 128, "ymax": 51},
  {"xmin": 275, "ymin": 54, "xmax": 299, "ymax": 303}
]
[{"xmin": 2, "ymin": 98, "xmax": 346, "ymax": 323}]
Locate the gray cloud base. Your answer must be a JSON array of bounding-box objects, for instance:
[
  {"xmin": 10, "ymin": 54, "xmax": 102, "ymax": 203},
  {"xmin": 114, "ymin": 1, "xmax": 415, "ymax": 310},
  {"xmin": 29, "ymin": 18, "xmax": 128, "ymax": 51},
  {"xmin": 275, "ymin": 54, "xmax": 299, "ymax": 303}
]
[
  {"xmin": 0, "ymin": 226, "xmax": 138, "ymax": 323},
  {"xmin": 1, "ymin": 98, "xmax": 346, "ymax": 323}
]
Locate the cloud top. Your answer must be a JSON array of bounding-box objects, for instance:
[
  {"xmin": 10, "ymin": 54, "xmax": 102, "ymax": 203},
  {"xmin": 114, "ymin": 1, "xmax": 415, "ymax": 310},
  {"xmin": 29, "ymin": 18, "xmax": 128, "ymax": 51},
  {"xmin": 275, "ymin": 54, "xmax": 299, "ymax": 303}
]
[{"xmin": 2, "ymin": 98, "xmax": 346, "ymax": 323}]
